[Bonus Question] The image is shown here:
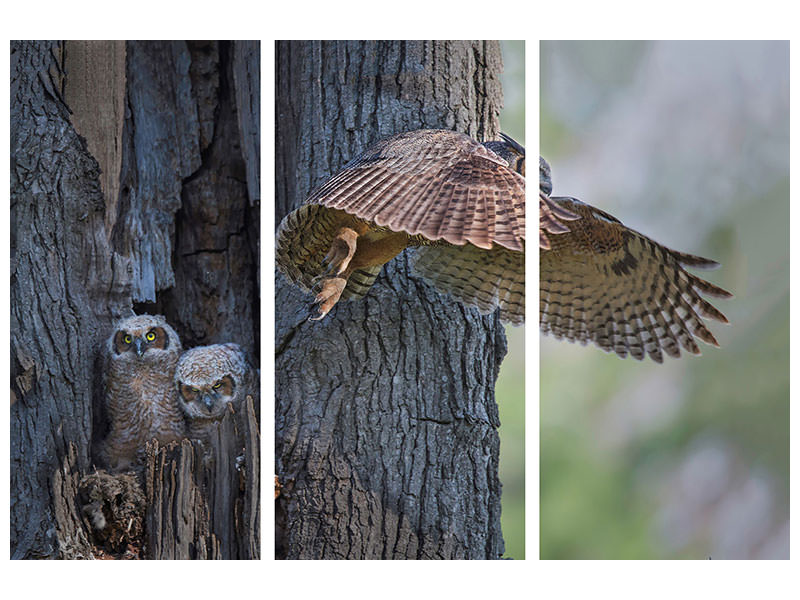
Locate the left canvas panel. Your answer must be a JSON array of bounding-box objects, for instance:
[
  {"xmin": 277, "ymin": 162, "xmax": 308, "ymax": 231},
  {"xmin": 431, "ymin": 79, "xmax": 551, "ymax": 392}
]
[{"xmin": 9, "ymin": 40, "xmax": 260, "ymax": 559}]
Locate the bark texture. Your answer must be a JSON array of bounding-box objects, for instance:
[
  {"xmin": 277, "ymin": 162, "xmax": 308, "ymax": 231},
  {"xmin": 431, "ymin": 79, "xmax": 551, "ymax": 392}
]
[
  {"xmin": 275, "ymin": 40, "xmax": 508, "ymax": 560},
  {"xmin": 10, "ymin": 40, "xmax": 260, "ymax": 560},
  {"xmin": 145, "ymin": 397, "xmax": 260, "ymax": 559}
]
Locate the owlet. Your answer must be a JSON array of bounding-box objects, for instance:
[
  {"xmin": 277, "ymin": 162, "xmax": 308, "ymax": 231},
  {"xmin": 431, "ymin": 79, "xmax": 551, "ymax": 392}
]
[
  {"xmin": 100, "ymin": 314, "xmax": 186, "ymax": 470},
  {"xmin": 174, "ymin": 343, "xmax": 258, "ymax": 442}
]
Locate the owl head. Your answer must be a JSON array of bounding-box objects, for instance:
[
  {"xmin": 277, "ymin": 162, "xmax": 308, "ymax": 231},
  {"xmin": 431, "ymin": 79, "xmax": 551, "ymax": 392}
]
[
  {"xmin": 108, "ymin": 314, "xmax": 182, "ymax": 365},
  {"xmin": 483, "ymin": 133, "xmax": 526, "ymax": 176},
  {"xmin": 539, "ymin": 156, "xmax": 552, "ymax": 196},
  {"xmin": 174, "ymin": 344, "xmax": 248, "ymax": 422}
]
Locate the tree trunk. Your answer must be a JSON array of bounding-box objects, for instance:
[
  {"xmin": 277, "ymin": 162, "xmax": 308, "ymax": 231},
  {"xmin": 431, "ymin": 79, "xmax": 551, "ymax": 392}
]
[
  {"xmin": 275, "ymin": 40, "xmax": 508, "ymax": 560},
  {"xmin": 144, "ymin": 396, "xmax": 260, "ymax": 559},
  {"xmin": 10, "ymin": 40, "xmax": 260, "ymax": 560}
]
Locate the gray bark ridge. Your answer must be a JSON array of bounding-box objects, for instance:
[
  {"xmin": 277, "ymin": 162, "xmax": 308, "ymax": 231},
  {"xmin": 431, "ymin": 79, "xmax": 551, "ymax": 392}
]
[{"xmin": 11, "ymin": 39, "xmax": 112, "ymax": 559}]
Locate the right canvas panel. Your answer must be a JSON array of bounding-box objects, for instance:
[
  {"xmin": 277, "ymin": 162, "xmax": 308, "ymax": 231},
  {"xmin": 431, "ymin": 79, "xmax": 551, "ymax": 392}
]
[{"xmin": 539, "ymin": 40, "xmax": 789, "ymax": 559}]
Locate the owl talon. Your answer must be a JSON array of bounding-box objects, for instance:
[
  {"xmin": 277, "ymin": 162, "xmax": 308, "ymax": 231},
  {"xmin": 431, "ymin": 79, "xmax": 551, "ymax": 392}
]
[
  {"xmin": 322, "ymin": 227, "xmax": 358, "ymax": 276},
  {"xmin": 309, "ymin": 276, "xmax": 347, "ymax": 320},
  {"xmin": 310, "ymin": 274, "xmax": 325, "ymax": 290}
]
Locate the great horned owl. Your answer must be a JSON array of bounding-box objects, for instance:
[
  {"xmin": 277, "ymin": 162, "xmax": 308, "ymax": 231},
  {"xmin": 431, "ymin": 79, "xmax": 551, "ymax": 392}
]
[
  {"xmin": 539, "ymin": 156, "xmax": 733, "ymax": 362},
  {"xmin": 174, "ymin": 343, "xmax": 258, "ymax": 442},
  {"xmin": 100, "ymin": 314, "xmax": 186, "ymax": 471},
  {"xmin": 276, "ymin": 129, "xmax": 525, "ymax": 324}
]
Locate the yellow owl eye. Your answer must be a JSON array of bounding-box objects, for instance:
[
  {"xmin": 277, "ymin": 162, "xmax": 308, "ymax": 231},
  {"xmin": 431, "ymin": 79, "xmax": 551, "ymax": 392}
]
[
  {"xmin": 123, "ymin": 334, "xmax": 132, "ymax": 344},
  {"xmin": 212, "ymin": 381, "xmax": 222, "ymax": 390},
  {"xmin": 145, "ymin": 331, "xmax": 156, "ymax": 342},
  {"xmin": 191, "ymin": 387, "xmax": 200, "ymax": 393}
]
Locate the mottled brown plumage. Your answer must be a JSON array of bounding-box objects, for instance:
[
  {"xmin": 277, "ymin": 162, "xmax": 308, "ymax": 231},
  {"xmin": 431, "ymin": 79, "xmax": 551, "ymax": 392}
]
[
  {"xmin": 277, "ymin": 129, "xmax": 526, "ymax": 323},
  {"xmin": 99, "ymin": 314, "xmax": 186, "ymax": 471},
  {"xmin": 539, "ymin": 157, "xmax": 732, "ymax": 362},
  {"xmin": 175, "ymin": 343, "xmax": 259, "ymax": 442}
]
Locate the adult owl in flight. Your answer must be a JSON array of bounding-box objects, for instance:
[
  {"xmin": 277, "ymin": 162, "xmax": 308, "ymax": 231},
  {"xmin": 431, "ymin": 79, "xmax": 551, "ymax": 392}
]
[
  {"xmin": 539, "ymin": 156, "xmax": 732, "ymax": 363},
  {"xmin": 276, "ymin": 129, "xmax": 525, "ymax": 324}
]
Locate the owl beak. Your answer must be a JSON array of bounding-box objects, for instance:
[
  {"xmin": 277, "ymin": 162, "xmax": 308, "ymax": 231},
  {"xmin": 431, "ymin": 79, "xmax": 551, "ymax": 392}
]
[
  {"xmin": 201, "ymin": 393, "xmax": 215, "ymax": 410},
  {"xmin": 134, "ymin": 338, "xmax": 145, "ymax": 357}
]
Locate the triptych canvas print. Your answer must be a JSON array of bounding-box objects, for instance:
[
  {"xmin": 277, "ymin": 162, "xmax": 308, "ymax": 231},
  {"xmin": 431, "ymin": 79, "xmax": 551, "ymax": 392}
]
[{"xmin": 8, "ymin": 40, "xmax": 789, "ymax": 563}]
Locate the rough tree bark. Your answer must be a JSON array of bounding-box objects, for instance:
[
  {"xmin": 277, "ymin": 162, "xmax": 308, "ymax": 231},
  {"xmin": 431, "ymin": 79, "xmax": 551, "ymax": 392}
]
[
  {"xmin": 275, "ymin": 40, "xmax": 508, "ymax": 560},
  {"xmin": 10, "ymin": 40, "xmax": 260, "ymax": 560}
]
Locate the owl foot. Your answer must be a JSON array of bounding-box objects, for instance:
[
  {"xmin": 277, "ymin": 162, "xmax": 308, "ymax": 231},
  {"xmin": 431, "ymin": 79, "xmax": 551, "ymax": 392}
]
[
  {"xmin": 321, "ymin": 227, "xmax": 358, "ymax": 275},
  {"xmin": 309, "ymin": 276, "xmax": 347, "ymax": 320}
]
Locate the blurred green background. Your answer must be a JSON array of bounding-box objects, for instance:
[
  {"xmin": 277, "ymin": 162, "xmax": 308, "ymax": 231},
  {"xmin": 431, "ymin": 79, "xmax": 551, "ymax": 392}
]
[
  {"xmin": 497, "ymin": 40, "xmax": 525, "ymax": 560},
  {"xmin": 540, "ymin": 41, "xmax": 789, "ymax": 559}
]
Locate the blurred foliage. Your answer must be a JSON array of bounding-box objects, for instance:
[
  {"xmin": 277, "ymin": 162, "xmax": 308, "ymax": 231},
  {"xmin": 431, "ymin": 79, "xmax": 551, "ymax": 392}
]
[
  {"xmin": 540, "ymin": 41, "xmax": 789, "ymax": 559},
  {"xmin": 496, "ymin": 40, "xmax": 525, "ymax": 559}
]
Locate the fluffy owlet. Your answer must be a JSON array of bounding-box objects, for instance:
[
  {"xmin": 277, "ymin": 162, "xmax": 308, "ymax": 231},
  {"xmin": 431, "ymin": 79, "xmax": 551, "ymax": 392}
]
[
  {"xmin": 539, "ymin": 156, "xmax": 733, "ymax": 362},
  {"xmin": 174, "ymin": 343, "xmax": 258, "ymax": 442},
  {"xmin": 100, "ymin": 314, "xmax": 186, "ymax": 471},
  {"xmin": 276, "ymin": 129, "xmax": 526, "ymax": 324}
]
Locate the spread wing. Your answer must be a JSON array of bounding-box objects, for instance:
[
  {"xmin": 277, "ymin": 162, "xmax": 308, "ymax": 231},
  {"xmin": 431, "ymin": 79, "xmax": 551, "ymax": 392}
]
[
  {"xmin": 412, "ymin": 243, "xmax": 524, "ymax": 325},
  {"xmin": 540, "ymin": 197, "xmax": 732, "ymax": 362},
  {"xmin": 275, "ymin": 204, "xmax": 383, "ymax": 301},
  {"xmin": 540, "ymin": 190, "xmax": 578, "ymax": 249},
  {"xmin": 305, "ymin": 129, "xmax": 525, "ymax": 252}
]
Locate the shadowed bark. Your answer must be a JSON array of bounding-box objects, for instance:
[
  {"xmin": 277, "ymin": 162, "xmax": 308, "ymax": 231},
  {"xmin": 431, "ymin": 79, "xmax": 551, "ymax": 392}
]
[
  {"xmin": 275, "ymin": 40, "xmax": 508, "ymax": 560},
  {"xmin": 11, "ymin": 40, "xmax": 260, "ymax": 560}
]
